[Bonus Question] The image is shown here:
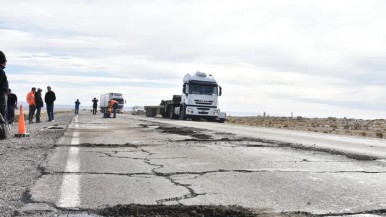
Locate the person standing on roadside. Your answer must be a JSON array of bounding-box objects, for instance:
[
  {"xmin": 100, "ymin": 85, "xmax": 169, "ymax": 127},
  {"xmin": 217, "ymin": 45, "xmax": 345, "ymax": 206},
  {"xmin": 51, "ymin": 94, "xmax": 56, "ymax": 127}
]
[
  {"xmin": 44, "ymin": 86, "xmax": 56, "ymax": 122},
  {"xmin": 35, "ymin": 88, "xmax": 43, "ymax": 123},
  {"xmin": 26, "ymin": 87, "xmax": 36, "ymax": 124},
  {"xmin": 0, "ymin": 51, "xmax": 9, "ymax": 122},
  {"xmin": 92, "ymin": 97, "xmax": 98, "ymax": 115},
  {"xmin": 7, "ymin": 89, "xmax": 17, "ymax": 124},
  {"xmin": 74, "ymin": 99, "xmax": 80, "ymax": 114}
]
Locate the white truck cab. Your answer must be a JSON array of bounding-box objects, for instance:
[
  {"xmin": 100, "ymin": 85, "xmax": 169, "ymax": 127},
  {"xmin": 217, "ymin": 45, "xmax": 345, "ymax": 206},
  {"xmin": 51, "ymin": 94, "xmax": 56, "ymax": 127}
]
[{"xmin": 179, "ymin": 71, "xmax": 225, "ymax": 122}]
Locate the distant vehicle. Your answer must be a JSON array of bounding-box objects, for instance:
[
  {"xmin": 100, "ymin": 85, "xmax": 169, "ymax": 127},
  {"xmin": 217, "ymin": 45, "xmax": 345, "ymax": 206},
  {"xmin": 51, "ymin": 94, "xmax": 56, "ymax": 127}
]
[
  {"xmin": 144, "ymin": 71, "xmax": 226, "ymax": 123},
  {"xmin": 100, "ymin": 93, "xmax": 125, "ymax": 113},
  {"xmin": 132, "ymin": 106, "xmax": 145, "ymax": 115}
]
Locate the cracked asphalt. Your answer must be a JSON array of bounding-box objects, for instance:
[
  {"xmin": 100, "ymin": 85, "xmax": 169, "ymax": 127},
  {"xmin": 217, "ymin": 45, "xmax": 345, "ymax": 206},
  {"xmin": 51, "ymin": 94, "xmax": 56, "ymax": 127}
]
[{"xmin": 2, "ymin": 111, "xmax": 386, "ymax": 216}]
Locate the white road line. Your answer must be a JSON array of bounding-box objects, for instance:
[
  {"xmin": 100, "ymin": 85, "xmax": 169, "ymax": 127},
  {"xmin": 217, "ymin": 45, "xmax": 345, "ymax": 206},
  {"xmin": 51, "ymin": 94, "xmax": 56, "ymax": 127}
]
[
  {"xmin": 69, "ymin": 115, "xmax": 79, "ymax": 129},
  {"xmin": 57, "ymin": 173, "xmax": 81, "ymax": 208},
  {"xmin": 71, "ymin": 132, "xmax": 80, "ymax": 145},
  {"xmin": 57, "ymin": 116, "xmax": 81, "ymax": 208},
  {"xmin": 65, "ymin": 147, "xmax": 80, "ymax": 172}
]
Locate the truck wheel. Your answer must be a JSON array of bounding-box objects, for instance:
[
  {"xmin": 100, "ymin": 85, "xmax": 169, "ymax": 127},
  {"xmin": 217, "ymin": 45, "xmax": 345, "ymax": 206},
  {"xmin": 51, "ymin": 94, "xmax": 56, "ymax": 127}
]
[
  {"xmin": 150, "ymin": 109, "xmax": 157, "ymax": 117},
  {"xmin": 218, "ymin": 118, "xmax": 225, "ymax": 123},
  {"xmin": 168, "ymin": 106, "xmax": 174, "ymax": 119},
  {"xmin": 179, "ymin": 106, "xmax": 186, "ymax": 120}
]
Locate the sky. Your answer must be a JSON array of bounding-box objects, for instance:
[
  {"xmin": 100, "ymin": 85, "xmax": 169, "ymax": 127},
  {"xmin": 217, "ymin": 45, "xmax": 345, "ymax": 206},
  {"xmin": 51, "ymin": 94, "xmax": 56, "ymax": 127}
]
[{"xmin": 1, "ymin": 0, "xmax": 386, "ymax": 119}]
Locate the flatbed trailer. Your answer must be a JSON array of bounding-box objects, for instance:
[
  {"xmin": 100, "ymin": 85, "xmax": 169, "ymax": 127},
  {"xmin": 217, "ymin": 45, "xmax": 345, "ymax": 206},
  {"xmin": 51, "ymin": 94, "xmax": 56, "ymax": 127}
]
[{"xmin": 144, "ymin": 95, "xmax": 181, "ymax": 118}]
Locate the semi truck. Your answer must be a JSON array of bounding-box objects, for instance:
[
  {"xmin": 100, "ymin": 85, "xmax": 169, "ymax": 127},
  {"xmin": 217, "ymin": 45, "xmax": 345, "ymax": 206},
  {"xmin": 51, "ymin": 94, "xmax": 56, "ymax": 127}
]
[
  {"xmin": 100, "ymin": 93, "xmax": 125, "ymax": 113},
  {"xmin": 145, "ymin": 71, "xmax": 226, "ymax": 123}
]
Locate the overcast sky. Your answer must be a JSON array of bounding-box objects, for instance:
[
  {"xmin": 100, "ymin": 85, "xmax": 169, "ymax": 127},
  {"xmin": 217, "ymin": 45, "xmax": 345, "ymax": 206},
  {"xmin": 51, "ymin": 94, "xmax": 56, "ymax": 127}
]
[{"xmin": 1, "ymin": 0, "xmax": 386, "ymax": 118}]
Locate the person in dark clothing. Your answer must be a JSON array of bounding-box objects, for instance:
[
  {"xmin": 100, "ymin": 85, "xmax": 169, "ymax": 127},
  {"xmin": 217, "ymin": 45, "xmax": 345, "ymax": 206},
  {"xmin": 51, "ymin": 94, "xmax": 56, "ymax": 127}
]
[
  {"xmin": 44, "ymin": 86, "xmax": 56, "ymax": 122},
  {"xmin": 75, "ymin": 99, "xmax": 80, "ymax": 114},
  {"xmin": 7, "ymin": 89, "xmax": 17, "ymax": 124},
  {"xmin": 92, "ymin": 97, "xmax": 98, "ymax": 115},
  {"xmin": 35, "ymin": 88, "xmax": 43, "ymax": 123},
  {"xmin": 0, "ymin": 51, "xmax": 9, "ymax": 122}
]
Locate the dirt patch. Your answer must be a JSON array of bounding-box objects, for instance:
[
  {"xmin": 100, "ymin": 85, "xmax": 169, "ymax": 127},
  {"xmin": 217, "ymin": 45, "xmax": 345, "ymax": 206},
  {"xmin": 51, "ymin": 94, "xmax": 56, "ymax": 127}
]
[
  {"xmin": 96, "ymin": 204, "xmax": 315, "ymax": 217},
  {"xmin": 97, "ymin": 204, "xmax": 258, "ymax": 217},
  {"xmin": 157, "ymin": 126, "xmax": 212, "ymax": 140}
]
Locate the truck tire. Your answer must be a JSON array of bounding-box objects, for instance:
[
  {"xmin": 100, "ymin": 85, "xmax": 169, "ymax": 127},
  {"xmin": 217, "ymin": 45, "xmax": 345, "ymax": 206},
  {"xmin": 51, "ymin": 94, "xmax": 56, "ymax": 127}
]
[
  {"xmin": 179, "ymin": 106, "xmax": 186, "ymax": 120},
  {"xmin": 151, "ymin": 109, "xmax": 157, "ymax": 117},
  {"xmin": 168, "ymin": 106, "xmax": 175, "ymax": 119},
  {"xmin": 160, "ymin": 108, "xmax": 167, "ymax": 118}
]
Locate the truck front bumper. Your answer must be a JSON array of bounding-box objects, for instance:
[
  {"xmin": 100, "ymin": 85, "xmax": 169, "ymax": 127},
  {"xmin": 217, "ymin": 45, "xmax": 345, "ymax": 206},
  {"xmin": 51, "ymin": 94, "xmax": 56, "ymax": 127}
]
[{"xmin": 185, "ymin": 106, "xmax": 220, "ymax": 118}]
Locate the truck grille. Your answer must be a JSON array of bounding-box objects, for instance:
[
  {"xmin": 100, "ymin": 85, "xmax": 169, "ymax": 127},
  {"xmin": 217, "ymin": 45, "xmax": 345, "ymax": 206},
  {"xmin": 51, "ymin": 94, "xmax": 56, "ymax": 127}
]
[
  {"xmin": 198, "ymin": 107, "xmax": 209, "ymax": 115},
  {"xmin": 194, "ymin": 100, "xmax": 213, "ymax": 105}
]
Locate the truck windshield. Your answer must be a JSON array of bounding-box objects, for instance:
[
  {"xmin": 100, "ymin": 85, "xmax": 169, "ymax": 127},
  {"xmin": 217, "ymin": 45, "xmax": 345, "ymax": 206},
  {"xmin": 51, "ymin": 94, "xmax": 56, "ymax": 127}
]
[
  {"xmin": 113, "ymin": 98, "xmax": 124, "ymax": 104},
  {"xmin": 189, "ymin": 84, "xmax": 217, "ymax": 95}
]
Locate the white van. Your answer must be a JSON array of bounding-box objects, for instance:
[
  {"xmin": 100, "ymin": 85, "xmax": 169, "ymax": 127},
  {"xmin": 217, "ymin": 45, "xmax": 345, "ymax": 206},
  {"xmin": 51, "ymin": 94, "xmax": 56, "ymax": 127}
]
[{"xmin": 132, "ymin": 106, "xmax": 145, "ymax": 115}]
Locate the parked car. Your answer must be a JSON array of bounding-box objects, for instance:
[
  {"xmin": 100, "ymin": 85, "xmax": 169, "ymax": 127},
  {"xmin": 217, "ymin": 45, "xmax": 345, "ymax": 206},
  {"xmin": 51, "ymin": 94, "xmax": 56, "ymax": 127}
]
[{"xmin": 132, "ymin": 106, "xmax": 145, "ymax": 115}]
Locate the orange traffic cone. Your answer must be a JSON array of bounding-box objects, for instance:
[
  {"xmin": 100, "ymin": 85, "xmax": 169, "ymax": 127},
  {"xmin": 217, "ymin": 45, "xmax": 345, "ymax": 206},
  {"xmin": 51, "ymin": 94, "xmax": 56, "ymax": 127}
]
[{"xmin": 15, "ymin": 105, "xmax": 30, "ymax": 137}]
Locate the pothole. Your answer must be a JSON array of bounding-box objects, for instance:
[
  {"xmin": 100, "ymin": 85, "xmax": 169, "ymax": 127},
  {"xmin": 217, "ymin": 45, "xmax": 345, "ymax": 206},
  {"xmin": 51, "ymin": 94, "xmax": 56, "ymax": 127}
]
[
  {"xmin": 47, "ymin": 126, "xmax": 65, "ymax": 130},
  {"xmin": 96, "ymin": 204, "xmax": 258, "ymax": 217},
  {"xmin": 41, "ymin": 125, "xmax": 66, "ymax": 131},
  {"xmin": 139, "ymin": 124, "xmax": 160, "ymax": 129},
  {"xmin": 157, "ymin": 126, "xmax": 213, "ymax": 140}
]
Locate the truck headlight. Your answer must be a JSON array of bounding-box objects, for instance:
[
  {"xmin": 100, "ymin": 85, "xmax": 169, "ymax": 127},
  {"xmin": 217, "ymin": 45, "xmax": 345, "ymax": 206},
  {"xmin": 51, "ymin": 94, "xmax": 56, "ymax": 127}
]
[
  {"xmin": 214, "ymin": 109, "xmax": 219, "ymax": 115},
  {"xmin": 187, "ymin": 108, "xmax": 193, "ymax": 114}
]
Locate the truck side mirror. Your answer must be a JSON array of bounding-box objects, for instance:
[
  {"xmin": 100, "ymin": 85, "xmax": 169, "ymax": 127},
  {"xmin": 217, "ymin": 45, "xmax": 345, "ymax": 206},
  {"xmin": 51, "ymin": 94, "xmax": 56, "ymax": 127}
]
[
  {"xmin": 219, "ymin": 86, "xmax": 222, "ymax": 96},
  {"xmin": 183, "ymin": 83, "xmax": 188, "ymax": 95}
]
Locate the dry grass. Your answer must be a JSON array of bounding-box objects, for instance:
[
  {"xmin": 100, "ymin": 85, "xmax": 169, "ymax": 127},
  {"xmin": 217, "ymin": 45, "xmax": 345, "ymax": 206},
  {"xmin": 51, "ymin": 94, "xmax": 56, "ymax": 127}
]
[{"xmin": 226, "ymin": 116, "xmax": 386, "ymax": 139}]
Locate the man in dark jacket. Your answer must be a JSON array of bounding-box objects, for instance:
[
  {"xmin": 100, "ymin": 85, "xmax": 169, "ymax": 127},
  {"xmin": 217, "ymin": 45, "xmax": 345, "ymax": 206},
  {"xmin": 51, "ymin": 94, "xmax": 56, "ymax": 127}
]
[
  {"xmin": 7, "ymin": 89, "xmax": 17, "ymax": 124},
  {"xmin": 45, "ymin": 86, "xmax": 56, "ymax": 121},
  {"xmin": 92, "ymin": 97, "xmax": 98, "ymax": 115},
  {"xmin": 35, "ymin": 88, "xmax": 43, "ymax": 123},
  {"xmin": 0, "ymin": 51, "xmax": 9, "ymax": 121}
]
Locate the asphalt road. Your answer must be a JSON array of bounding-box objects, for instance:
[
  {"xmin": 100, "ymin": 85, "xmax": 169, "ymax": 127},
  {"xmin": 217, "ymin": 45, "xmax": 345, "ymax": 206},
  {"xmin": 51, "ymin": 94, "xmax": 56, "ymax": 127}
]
[
  {"xmin": 132, "ymin": 116, "xmax": 386, "ymax": 160},
  {"xmin": 15, "ymin": 112, "xmax": 386, "ymax": 216}
]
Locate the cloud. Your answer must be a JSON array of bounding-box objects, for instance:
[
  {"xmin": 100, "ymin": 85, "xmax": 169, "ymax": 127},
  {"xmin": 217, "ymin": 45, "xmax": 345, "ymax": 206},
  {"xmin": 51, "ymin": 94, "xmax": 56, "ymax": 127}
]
[{"xmin": 1, "ymin": 0, "xmax": 386, "ymax": 118}]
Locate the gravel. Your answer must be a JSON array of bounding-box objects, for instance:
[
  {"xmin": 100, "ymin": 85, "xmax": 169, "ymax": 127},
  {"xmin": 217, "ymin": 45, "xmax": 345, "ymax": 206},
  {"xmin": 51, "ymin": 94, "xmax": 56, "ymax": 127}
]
[{"xmin": 0, "ymin": 111, "xmax": 73, "ymax": 216}]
